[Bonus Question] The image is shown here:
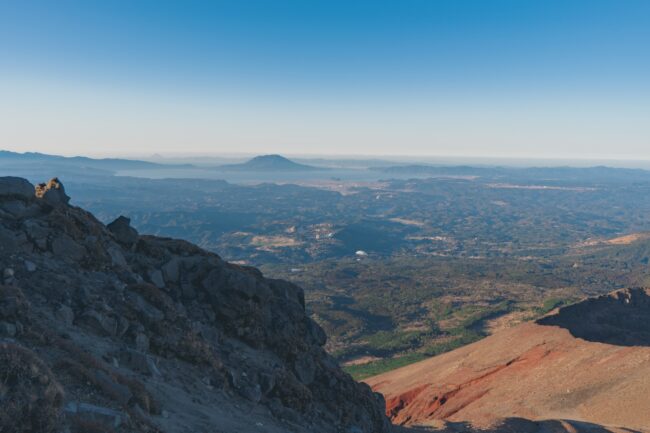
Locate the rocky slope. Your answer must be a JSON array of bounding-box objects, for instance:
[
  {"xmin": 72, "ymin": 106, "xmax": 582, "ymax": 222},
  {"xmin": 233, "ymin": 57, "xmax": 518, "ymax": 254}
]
[
  {"xmin": 365, "ymin": 288, "xmax": 650, "ymax": 432},
  {"xmin": 0, "ymin": 177, "xmax": 390, "ymax": 433}
]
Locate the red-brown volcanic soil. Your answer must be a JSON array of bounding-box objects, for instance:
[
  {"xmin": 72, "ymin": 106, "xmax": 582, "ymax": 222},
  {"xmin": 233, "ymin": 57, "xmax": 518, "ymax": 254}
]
[{"xmin": 366, "ymin": 289, "xmax": 650, "ymax": 432}]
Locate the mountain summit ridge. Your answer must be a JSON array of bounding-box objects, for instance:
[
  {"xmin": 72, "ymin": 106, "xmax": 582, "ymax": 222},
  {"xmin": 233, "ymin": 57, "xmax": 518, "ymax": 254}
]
[
  {"xmin": 0, "ymin": 176, "xmax": 389, "ymax": 433},
  {"xmin": 218, "ymin": 154, "xmax": 321, "ymax": 171}
]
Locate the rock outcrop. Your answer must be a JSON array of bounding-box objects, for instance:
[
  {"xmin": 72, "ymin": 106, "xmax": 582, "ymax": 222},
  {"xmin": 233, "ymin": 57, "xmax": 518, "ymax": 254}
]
[
  {"xmin": 0, "ymin": 177, "xmax": 390, "ymax": 433},
  {"xmin": 537, "ymin": 287, "xmax": 650, "ymax": 346},
  {"xmin": 34, "ymin": 177, "xmax": 70, "ymax": 207},
  {"xmin": 365, "ymin": 289, "xmax": 650, "ymax": 433}
]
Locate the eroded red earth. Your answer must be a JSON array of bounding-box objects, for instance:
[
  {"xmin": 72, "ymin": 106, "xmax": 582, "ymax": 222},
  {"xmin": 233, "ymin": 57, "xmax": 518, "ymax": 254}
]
[{"xmin": 366, "ymin": 289, "xmax": 650, "ymax": 432}]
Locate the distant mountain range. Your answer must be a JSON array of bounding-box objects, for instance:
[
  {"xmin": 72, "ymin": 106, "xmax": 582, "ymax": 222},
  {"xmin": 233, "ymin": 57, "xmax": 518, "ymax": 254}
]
[
  {"xmin": 217, "ymin": 154, "xmax": 324, "ymax": 171},
  {"xmin": 0, "ymin": 150, "xmax": 193, "ymax": 171},
  {"xmin": 0, "ymin": 151, "xmax": 324, "ymax": 173}
]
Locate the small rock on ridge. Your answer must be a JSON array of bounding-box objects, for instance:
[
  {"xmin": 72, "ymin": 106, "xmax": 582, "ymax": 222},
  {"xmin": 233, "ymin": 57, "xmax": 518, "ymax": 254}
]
[
  {"xmin": 107, "ymin": 216, "xmax": 139, "ymax": 246},
  {"xmin": 35, "ymin": 178, "xmax": 70, "ymax": 207}
]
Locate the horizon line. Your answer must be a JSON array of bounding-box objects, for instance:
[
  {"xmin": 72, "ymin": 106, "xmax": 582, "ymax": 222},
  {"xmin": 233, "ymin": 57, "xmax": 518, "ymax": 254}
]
[{"xmin": 6, "ymin": 148, "xmax": 650, "ymax": 169}]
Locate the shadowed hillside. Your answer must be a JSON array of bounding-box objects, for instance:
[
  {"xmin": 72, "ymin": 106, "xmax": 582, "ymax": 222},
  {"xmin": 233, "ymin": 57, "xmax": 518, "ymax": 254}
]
[{"xmin": 537, "ymin": 288, "xmax": 650, "ymax": 346}]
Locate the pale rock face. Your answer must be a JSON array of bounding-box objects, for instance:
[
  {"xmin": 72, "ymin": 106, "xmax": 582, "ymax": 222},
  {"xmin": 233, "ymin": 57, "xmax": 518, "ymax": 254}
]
[
  {"xmin": 24, "ymin": 260, "xmax": 37, "ymax": 272},
  {"xmin": 148, "ymin": 269, "xmax": 165, "ymax": 288},
  {"xmin": 0, "ymin": 321, "xmax": 17, "ymax": 336},
  {"xmin": 107, "ymin": 245, "xmax": 127, "ymax": 267},
  {"xmin": 162, "ymin": 257, "xmax": 181, "ymax": 283},
  {"xmin": 3, "ymin": 268, "xmax": 15, "ymax": 285},
  {"xmin": 135, "ymin": 332, "xmax": 150, "ymax": 352},
  {"xmin": 63, "ymin": 402, "xmax": 126, "ymax": 428}
]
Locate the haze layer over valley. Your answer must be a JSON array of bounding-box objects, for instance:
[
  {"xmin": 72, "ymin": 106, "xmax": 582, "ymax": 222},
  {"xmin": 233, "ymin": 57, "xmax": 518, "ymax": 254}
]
[{"xmin": 5, "ymin": 151, "xmax": 650, "ymax": 382}]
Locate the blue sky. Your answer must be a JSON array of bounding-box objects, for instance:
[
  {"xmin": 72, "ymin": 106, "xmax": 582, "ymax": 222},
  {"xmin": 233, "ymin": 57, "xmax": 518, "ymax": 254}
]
[{"xmin": 0, "ymin": 0, "xmax": 649, "ymax": 158}]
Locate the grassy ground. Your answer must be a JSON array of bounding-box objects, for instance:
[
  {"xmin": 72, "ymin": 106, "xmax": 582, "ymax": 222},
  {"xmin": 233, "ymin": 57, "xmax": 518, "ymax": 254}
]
[{"xmin": 345, "ymin": 331, "xmax": 482, "ymax": 380}]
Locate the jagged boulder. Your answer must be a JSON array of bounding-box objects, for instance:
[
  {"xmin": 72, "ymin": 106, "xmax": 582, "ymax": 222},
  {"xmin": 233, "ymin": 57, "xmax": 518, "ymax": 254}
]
[
  {"xmin": 0, "ymin": 178, "xmax": 40, "ymax": 221},
  {"xmin": 35, "ymin": 177, "xmax": 70, "ymax": 207},
  {"xmin": 107, "ymin": 215, "xmax": 139, "ymax": 246},
  {"xmin": 0, "ymin": 177, "xmax": 35, "ymax": 200}
]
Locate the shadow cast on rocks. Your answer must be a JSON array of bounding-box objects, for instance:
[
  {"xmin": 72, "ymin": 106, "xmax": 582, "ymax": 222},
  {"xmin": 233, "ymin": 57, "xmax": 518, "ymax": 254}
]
[
  {"xmin": 399, "ymin": 417, "xmax": 643, "ymax": 433},
  {"xmin": 537, "ymin": 287, "xmax": 650, "ymax": 347}
]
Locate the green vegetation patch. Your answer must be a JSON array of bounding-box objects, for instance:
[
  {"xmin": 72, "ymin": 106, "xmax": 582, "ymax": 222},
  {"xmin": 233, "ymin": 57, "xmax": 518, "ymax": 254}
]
[
  {"xmin": 534, "ymin": 297, "xmax": 573, "ymax": 316},
  {"xmin": 345, "ymin": 331, "xmax": 482, "ymax": 380}
]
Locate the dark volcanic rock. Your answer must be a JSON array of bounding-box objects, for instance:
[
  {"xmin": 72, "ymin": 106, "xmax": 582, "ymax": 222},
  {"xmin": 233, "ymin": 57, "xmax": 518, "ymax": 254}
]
[
  {"xmin": 0, "ymin": 341, "xmax": 64, "ymax": 433},
  {"xmin": 537, "ymin": 287, "xmax": 650, "ymax": 346},
  {"xmin": 0, "ymin": 177, "xmax": 391, "ymax": 433},
  {"xmin": 107, "ymin": 215, "xmax": 139, "ymax": 246},
  {"xmin": 0, "ymin": 176, "xmax": 35, "ymax": 200}
]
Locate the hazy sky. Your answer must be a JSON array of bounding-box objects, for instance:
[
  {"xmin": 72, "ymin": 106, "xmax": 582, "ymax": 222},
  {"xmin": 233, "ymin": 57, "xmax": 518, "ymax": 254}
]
[{"xmin": 1, "ymin": 0, "xmax": 649, "ymax": 158}]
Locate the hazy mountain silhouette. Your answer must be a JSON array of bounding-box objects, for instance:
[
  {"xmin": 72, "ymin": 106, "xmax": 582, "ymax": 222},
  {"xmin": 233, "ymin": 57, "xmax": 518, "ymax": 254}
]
[
  {"xmin": 217, "ymin": 154, "xmax": 323, "ymax": 171},
  {"xmin": 0, "ymin": 150, "xmax": 193, "ymax": 171}
]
